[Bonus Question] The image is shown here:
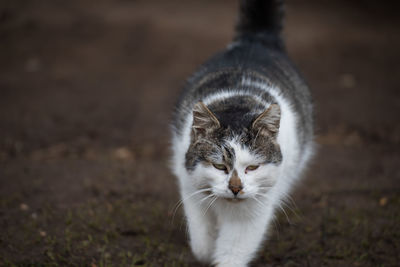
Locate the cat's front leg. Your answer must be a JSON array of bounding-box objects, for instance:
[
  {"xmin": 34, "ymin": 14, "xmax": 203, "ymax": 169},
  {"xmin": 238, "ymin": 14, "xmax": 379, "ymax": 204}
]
[
  {"xmin": 213, "ymin": 210, "xmax": 272, "ymax": 267},
  {"xmin": 183, "ymin": 195, "xmax": 216, "ymax": 264}
]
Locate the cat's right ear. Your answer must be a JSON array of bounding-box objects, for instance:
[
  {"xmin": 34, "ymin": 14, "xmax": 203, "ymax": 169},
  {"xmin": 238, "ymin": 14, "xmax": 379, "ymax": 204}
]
[{"xmin": 191, "ymin": 102, "xmax": 220, "ymax": 140}]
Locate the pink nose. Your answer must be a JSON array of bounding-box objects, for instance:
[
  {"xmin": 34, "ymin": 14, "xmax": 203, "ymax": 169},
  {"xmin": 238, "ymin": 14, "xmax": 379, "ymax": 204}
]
[
  {"xmin": 229, "ymin": 169, "xmax": 243, "ymax": 196},
  {"xmin": 229, "ymin": 184, "xmax": 243, "ymax": 196}
]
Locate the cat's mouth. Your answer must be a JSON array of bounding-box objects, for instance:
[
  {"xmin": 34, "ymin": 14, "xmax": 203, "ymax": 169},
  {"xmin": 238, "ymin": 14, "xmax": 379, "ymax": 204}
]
[{"xmin": 224, "ymin": 197, "xmax": 245, "ymax": 202}]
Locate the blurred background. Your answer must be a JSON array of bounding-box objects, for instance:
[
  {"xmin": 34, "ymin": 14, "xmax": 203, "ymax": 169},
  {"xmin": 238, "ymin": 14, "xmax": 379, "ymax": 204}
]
[{"xmin": 0, "ymin": 0, "xmax": 399, "ymax": 266}]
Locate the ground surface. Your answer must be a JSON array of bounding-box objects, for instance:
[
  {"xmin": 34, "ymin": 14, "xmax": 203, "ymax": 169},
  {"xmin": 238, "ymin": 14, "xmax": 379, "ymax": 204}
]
[{"xmin": 1, "ymin": 0, "xmax": 399, "ymax": 266}]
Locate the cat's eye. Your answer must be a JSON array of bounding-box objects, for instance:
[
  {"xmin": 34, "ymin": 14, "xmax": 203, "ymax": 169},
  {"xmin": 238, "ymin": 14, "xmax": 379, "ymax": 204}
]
[
  {"xmin": 246, "ymin": 165, "xmax": 259, "ymax": 172},
  {"xmin": 212, "ymin": 163, "xmax": 228, "ymax": 172}
]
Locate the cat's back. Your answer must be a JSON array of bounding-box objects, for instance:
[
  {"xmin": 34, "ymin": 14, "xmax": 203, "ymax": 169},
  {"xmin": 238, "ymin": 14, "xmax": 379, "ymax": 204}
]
[{"xmin": 173, "ymin": 39, "xmax": 313, "ymax": 146}]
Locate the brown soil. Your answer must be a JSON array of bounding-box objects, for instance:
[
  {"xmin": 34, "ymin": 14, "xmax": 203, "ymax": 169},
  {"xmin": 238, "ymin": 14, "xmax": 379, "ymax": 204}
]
[{"xmin": 1, "ymin": 0, "xmax": 399, "ymax": 266}]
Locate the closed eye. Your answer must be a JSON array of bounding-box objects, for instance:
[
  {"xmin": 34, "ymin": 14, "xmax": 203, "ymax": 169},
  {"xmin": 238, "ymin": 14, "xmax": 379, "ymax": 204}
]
[{"xmin": 245, "ymin": 165, "xmax": 259, "ymax": 172}]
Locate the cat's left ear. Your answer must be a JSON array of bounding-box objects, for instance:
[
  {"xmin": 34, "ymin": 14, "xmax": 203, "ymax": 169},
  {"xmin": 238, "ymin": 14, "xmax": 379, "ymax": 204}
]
[
  {"xmin": 252, "ymin": 104, "xmax": 281, "ymax": 137},
  {"xmin": 191, "ymin": 102, "xmax": 220, "ymax": 140}
]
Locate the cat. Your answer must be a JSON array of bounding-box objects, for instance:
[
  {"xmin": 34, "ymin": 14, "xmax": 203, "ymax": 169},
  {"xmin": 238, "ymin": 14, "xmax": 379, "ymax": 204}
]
[{"xmin": 171, "ymin": 0, "xmax": 314, "ymax": 266}]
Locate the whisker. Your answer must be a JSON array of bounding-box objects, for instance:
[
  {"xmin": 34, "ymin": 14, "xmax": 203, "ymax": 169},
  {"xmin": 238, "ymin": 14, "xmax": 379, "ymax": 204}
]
[
  {"xmin": 277, "ymin": 203, "xmax": 291, "ymax": 225},
  {"xmin": 255, "ymin": 191, "xmax": 299, "ymax": 225},
  {"xmin": 280, "ymin": 199, "xmax": 302, "ymax": 223},
  {"xmin": 203, "ymin": 196, "xmax": 218, "ymax": 216},
  {"xmin": 199, "ymin": 193, "xmax": 215, "ymax": 205},
  {"xmin": 282, "ymin": 195, "xmax": 302, "ymax": 220},
  {"xmin": 271, "ymin": 215, "xmax": 280, "ymax": 240},
  {"xmin": 170, "ymin": 188, "xmax": 211, "ymax": 224},
  {"xmin": 256, "ymin": 186, "xmax": 272, "ymax": 194},
  {"xmin": 258, "ymin": 186, "xmax": 273, "ymax": 189},
  {"xmin": 253, "ymin": 193, "xmax": 280, "ymax": 237},
  {"xmin": 254, "ymin": 192, "xmax": 269, "ymax": 201},
  {"xmin": 252, "ymin": 196, "xmax": 266, "ymax": 210},
  {"xmin": 172, "ymin": 188, "xmax": 211, "ymax": 210}
]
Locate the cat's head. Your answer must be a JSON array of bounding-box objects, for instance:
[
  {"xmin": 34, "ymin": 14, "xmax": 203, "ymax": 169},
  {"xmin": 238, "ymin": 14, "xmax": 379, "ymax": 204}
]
[{"xmin": 185, "ymin": 101, "xmax": 282, "ymax": 201}]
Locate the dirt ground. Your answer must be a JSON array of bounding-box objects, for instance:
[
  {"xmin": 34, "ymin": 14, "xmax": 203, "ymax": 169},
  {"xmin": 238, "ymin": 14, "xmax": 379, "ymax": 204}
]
[{"xmin": 1, "ymin": 0, "xmax": 399, "ymax": 266}]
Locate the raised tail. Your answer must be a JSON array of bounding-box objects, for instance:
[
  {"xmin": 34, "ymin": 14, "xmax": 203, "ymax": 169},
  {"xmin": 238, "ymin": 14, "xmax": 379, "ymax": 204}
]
[{"xmin": 235, "ymin": 0, "xmax": 284, "ymax": 40}]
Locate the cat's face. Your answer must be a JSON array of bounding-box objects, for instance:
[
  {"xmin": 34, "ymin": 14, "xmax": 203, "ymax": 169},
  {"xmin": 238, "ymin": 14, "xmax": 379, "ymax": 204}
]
[{"xmin": 185, "ymin": 102, "xmax": 282, "ymax": 200}]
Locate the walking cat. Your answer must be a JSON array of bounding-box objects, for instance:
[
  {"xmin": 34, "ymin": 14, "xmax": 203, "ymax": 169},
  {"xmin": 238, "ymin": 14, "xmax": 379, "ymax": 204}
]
[{"xmin": 171, "ymin": 0, "xmax": 314, "ymax": 266}]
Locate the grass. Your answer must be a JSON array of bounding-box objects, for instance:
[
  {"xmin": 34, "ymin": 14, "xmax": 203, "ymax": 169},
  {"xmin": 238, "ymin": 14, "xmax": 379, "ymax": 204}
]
[{"xmin": 1, "ymin": 160, "xmax": 399, "ymax": 266}]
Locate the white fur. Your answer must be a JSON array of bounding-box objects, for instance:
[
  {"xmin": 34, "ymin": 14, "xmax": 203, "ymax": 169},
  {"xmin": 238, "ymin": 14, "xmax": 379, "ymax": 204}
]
[{"xmin": 171, "ymin": 78, "xmax": 314, "ymax": 266}]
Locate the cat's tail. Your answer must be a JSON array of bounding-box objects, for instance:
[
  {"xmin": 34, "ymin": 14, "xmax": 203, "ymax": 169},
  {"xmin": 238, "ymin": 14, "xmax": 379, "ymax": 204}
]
[{"xmin": 235, "ymin": 0, "xmax": 284, "ymax": 43}]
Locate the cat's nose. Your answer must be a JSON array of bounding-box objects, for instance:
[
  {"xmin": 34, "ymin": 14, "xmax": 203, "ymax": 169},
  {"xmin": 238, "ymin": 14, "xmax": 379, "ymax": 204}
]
[
  {"xmin": 229, "ymin": 184, "xmax": 243, "ymax": 196},
  {"xmin": 229, "ymin": 169, "xmax": 243, "ymax": 196}
]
